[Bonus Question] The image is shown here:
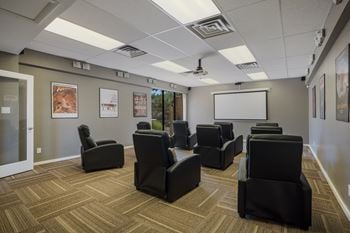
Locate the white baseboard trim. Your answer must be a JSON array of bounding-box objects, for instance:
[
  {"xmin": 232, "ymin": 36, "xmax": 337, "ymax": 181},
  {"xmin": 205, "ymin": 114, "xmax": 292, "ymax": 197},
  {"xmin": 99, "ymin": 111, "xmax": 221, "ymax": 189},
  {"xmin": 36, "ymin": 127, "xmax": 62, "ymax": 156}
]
[
  {"xmin": 34, "ymin": 155, "xmax": 80, "ymax": 166},
  {"xmin": 34, "ymin": 145, "xmax": 134, "ymax": 166},
  {"xmin": 306, "ymin": 144, "xmax": 350, "ymax": 221}
]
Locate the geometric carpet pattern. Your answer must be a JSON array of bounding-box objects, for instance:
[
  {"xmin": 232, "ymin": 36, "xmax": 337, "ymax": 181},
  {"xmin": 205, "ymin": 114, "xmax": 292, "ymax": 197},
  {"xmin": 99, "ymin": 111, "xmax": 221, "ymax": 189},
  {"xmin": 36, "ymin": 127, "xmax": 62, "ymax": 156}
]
[{"xmin": 0, "ymin": 147, "xmax": 349, "ymax": 233}]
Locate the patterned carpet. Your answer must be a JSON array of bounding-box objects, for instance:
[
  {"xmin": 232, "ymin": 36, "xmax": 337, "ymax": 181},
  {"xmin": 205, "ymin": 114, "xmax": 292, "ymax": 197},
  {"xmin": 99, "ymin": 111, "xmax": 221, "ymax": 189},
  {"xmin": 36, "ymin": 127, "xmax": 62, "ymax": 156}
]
[{"xmin": 0, "ymin": 147, "xmax": 349, "ymax": 233}]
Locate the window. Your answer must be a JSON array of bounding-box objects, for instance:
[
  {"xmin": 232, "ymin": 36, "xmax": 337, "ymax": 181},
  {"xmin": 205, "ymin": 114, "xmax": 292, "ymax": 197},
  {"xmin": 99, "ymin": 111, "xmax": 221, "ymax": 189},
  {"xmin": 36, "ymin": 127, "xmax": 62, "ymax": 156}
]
[{"xmin": 151, "ymin": 89, "xmax": 184, "ymax": 133}]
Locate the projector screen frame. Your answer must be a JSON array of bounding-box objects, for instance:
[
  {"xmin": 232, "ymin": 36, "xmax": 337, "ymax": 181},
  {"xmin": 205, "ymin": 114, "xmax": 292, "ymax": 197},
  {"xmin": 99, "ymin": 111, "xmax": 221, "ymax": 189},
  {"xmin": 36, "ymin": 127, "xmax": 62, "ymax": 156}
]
[{"xmin": 213, "ymin": 90, "xmax": 268, "ymax": 121}]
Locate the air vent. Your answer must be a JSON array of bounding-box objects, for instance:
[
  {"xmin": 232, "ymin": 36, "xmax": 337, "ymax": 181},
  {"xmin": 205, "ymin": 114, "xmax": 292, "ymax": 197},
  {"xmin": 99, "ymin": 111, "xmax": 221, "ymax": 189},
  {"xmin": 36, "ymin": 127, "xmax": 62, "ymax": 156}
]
[
  {"xmin": 236, "ymin": 62, "xmax": 261, "ymax": 73},
  {"xmin": 187, "ymin": 15, "xmax": 234, "ymax": 39},
  {"xmin": 113, "ymin": 45, "xmax": 147, "ymax": 58}
]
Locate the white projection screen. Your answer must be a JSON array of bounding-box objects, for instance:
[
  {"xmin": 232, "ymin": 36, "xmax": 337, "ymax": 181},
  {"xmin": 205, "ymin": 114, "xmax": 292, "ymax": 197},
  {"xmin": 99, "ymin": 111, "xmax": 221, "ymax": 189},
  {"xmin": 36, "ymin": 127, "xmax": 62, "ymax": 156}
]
[{"xmin": 214, "ymin": 91, "xmax": 267, "ymax": 120}]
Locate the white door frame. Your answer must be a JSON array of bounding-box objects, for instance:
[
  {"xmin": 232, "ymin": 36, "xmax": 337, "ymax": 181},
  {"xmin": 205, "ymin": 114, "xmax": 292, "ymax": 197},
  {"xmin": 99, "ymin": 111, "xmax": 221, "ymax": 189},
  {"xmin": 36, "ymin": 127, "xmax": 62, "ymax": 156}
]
[{"xmin": 0, "ymin": 69, "xmax": 34, "ymax": 178}]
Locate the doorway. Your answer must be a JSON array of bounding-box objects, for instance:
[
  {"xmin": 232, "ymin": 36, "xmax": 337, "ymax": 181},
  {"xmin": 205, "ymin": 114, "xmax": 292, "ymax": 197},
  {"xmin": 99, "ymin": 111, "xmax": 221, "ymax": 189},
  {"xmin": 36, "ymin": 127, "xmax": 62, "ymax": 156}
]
[{"xmin": 0, "ymin": 70, "xmax": 34, "ymax": 178}]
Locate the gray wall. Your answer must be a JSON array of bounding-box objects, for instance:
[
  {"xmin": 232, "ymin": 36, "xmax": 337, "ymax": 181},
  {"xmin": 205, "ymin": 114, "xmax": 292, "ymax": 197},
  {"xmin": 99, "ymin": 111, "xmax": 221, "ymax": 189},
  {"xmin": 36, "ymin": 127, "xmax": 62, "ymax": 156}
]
[
  {"xmin": 0, "ymin": 51, "xmax": 19, "ymax": 72},
  {"xmin": 308, "ymin": 19, "xmax": 350, "ymax": 210},
  {"xmin": 188, "ymin": 78, "xmax": 309, "ymax": 142},
  {"xmin": 15, "ymin": 49, "xmax": 187, "ymax": 162}
]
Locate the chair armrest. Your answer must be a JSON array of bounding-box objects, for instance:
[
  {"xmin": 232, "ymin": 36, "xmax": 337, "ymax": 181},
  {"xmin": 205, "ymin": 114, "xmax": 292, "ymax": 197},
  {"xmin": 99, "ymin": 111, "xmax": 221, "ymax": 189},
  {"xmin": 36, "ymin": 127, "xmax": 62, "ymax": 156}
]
[
  {"xmin": 166, "ymin": 154, "xmax": 201, "ymax": 202},
  {"xmin": 238, "ymin": 157, "xmax": 248, "ymax": 182},
  {"xmin": 96, "ymin": 140, "xmax": 117, "ymax": 146},
  {"xmin": 300, "ymin": 173, "xmax": 312, "ymax": 228},
  {"xmin": 188, "ymin": 133, "xmax": 197, "ymax": 148},
  {"xmin": 83, "ymin": 143, "xmax": 124, "ymax": 171},
  {"xmin": 233, "ymin": 135, "xmax": 243, "ymax": 155}
]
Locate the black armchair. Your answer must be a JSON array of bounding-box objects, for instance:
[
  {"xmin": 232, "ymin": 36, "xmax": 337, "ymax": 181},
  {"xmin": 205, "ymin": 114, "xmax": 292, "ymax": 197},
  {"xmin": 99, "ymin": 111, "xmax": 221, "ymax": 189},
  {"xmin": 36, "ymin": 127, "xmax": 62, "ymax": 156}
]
[
  {"xmin": 194, "ymin": 124, "xmax": 238, "ymax": 170},
  {"xmin": 77, "ymin": 125, "xmax": 124, "ymax": 172},
  {"xmin": 238, "ymin": 135, "xmax": 312, "ymax": 230},
  {"xmin": 133, "ymin": 130, "xmax": 201, "ymax": 202},
  {"xmin": 214, "ymin": 122, "xmax": 243, "ymax": 156},
  {"xmin": 251, "ymin": 126, "xmax": 283, "ymax": 134},
  {"xmin": 137, "ymin": 121, "xmax": 151, "ymax": 130},
  {"xmin": 172, "ymin": 121, "xmax": 197, "ymax": 150},
  {"xmin": 256, "ymin": 122, "xmax": 279, "ymax": 127}
]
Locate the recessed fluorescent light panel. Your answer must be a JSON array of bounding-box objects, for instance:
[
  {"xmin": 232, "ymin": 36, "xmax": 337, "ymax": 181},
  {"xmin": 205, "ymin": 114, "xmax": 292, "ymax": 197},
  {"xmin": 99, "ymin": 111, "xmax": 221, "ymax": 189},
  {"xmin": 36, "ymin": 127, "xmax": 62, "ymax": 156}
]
[
  {"xmin": 152, "ymin": 61, "xmax": 190, "ymax": 73},
  {"xmin": 248, "ymin": 72, "xmax": 269, "ymax": 80},
  {"xmin": 151, "ymin": 0, "xmax": 220, "ymax": 24},
  {"xmin": 201, "ymin": 78, "xmax": 219, "ymax": 84},
  {"xmin": 45, "ymin": 18, "xmax": 124, "ymax": 50},
  {"xmin": 219, "ymin": 45, "xmax": 256, "ymax": 65}
]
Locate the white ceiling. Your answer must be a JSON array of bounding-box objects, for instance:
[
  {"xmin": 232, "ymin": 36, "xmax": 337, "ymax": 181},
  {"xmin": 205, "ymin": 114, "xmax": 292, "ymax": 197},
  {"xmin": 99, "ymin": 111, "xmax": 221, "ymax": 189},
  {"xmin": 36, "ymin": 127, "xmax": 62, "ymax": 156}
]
[{"xmin": 0, "ymin": 0, "xmax": 332, "ymax": 87}]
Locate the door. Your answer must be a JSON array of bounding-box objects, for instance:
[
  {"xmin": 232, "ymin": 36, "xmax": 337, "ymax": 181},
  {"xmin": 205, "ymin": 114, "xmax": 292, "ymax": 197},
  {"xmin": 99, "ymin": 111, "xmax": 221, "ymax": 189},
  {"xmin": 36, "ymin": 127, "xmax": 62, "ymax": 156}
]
[{"xmin": 0, "ymin": 70, "xmax": 33, "ymax": 178}]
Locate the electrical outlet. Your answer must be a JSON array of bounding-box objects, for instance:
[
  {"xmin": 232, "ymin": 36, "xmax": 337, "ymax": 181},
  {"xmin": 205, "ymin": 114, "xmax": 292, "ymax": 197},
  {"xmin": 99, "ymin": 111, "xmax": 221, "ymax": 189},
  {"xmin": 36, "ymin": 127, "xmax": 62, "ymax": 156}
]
[
  {"xmin": 36, "ymin": 148, "xmax": 42, "ymax": 154},
  {"xmin": 348, "ymin": 185, "xmax": 350, "ymax": 197}
]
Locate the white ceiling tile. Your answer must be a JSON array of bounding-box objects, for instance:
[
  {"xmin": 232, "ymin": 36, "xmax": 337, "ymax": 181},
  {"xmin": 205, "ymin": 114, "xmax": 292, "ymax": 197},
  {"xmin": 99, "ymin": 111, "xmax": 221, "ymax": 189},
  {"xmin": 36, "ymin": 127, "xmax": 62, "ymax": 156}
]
[
  {"xmin": 287, "ymin": 68, "xmax": 307, "ymax": 78},
  {"xmin": 260, "ymin": 58, "xmax": 286, "ymax": 72},
  {"xmin": 285, "ymin": 31, "xmax": 315, "ymax": 57},
  {"xmin": 249, "ymin": 37, "xmax": 285, "ymax": 61},
  {"xmin": 34, "ymin": 30, "xmax": 105, "ymax": 59},
  {"xmin": 213, "ymin": 0, "xmax": 264, "ymax": 12},
  {"xmin": 83, "ymin": 0, "xmax": 179, "ymax": 35},
  {"xmin": 205, "ymin": 31, "xmax": 244, "ymax": 50},
  {"xmin": 27, "ymin": 40, "xmax": 90, "ymax": 61},
  {"xmin": 154, "ymin": 27, "xmax": 215, "ymax": 57},
  {"xmin": 281, "ymin": 0, "xmax": 332, "ymax": 36},
  {"xmin": 86, "ymin": 51, "xmax": 143, "ymax": 70},
  {"xmin": 265, "ymin": 69, "xmax": 287, "ymax": 79},
  {"xmin": 225, "ymin": 0, "xmax": 283, "ymax": 41},
  {"xmin": 0, "ymin": 0, "xmax": 51, "ymax": 20},
  {"xmin": 0, "ymin": 0, "xmax": 74, "ymax": 54},
  {"xmin": 131, "ymin": 36, "xmax": 187, "ymax": 60},
  {"xmin": 60, "ymin": 1, "xmax": 147, "ymax": 45},
  {"xmin": 287, "ymin": 55, "xmax": 310, "ymax": 70}
]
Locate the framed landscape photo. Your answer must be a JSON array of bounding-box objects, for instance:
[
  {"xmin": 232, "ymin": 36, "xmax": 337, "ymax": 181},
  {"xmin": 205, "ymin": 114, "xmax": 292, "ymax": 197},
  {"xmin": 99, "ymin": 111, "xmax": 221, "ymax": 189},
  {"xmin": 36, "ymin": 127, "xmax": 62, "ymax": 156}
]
[
  {"xmin": 320, "ymin": 74, "xmax": 326, "ymax": 120},
  {"xmin": 312, "ymin": 85, "xmax": 316, "ymax": 118},
  {"xmin": 335, "ymin": 44, "xmax": 350, "ymax": 122},
  {"xmin": 133, "ymin": 92, "xmax": 147, "ymax": 117},
  {"xmin": 100, "ymin": 88, "xmax": 118, "ymax": 118},
  {"xmin": 51, "ymin": 82, "xmax": 78, "ymax": 118}
]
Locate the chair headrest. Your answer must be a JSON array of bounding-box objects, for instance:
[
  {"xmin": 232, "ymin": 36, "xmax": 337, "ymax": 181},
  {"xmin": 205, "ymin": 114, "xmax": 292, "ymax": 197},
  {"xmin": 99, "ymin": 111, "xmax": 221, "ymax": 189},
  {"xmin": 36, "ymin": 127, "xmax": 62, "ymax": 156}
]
[
  {"xmin": 196, "ymin": 124, "xmax": 223, "ymax": 147},
  {"xmin": 256, "ymin": 122, "xmax": 279, "ymax": 127},
  {"xmin": 251, "ymin": 126, "xmax": 283, "ymax": 134},
  {"xmin": 78, "ymin": 124, "xmax": 90, "ymax": 137},
  {"xmin": 214, "ymin": 122, "xmax": 233, "ymax": 127},
  {"xmin": 250, "ymin": 134, "xmax": 302, "ymax": 142}
]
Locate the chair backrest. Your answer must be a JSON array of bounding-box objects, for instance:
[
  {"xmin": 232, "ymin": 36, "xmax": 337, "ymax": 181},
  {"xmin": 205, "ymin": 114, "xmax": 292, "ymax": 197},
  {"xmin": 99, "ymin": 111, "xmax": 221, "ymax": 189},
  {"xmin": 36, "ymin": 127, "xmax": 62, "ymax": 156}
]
[
  {"xmin": 248, "ymin": 134, "xmax": 303, "ymax": 182},
  {"xmin": 133, "ymin": 130, "xmax": 175, "ymax": 169},
  {"xmin": 256, "ymin": 122, "xmax": 279, "ymax": 127},
  {"xmin": 137, "ymin": 121, "xmax": 151, "ymax": 130},
  {"xmin": 251, "ymin": 126, "xmax": 283, "ymax": 134},
  {"xmin": 214, "ymin": 122, "xmax": 234, "ymax": 141},
  {"xmin": 77, "ymin": 124, "xmax": 97, "ymax": 151},
  {"xmin": 196, "ymin": 124, "xmax": 223, "ymax": 148},
  {"xmin": 173, "ymin": 120, "xmax": 191, "ymax": 146}
]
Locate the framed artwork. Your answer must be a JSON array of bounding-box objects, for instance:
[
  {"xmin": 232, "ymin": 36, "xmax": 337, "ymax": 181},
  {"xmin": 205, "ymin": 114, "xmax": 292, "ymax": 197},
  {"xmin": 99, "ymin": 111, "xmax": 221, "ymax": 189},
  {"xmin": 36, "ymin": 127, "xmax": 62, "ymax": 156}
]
[
  {"xmin": 133, "ymin": 92, "xmax": 147, "ymax": 117},
  {"xmin": 320, "ymin": 74, "xmax": 326, "ymax": 120},
  {"xmin": 100, "ymin": 88, "xmax": 118, "ymax": 118},
  {"xmin": 312, "ymin": 85, "xmax": 316, "ymax": 118},
  {"xmin": 51, "ymin": 82, "xmax": 78, "ymax": 118},
  {"xmin": 335, "ymin": 44, "xmax": 350, "ymax": 122}
]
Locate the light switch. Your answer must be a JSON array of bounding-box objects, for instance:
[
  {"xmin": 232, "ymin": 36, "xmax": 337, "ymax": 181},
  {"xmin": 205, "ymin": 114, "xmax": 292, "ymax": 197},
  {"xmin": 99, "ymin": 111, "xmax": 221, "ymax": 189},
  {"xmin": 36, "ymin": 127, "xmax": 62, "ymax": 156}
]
[{"xmin": 1, "ymin": 107, "xmax": 11, "ymax": 114}]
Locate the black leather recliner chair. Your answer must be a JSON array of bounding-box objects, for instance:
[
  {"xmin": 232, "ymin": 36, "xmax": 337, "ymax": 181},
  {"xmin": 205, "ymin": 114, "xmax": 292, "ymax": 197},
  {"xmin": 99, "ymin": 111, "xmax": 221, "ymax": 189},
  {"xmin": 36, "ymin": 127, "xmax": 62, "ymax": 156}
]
[
  {"xmin": 77, "ymin": 125, "xmax": 124, "ymax": 172},
  {"xmin": 256, "ymin": 122, "xmax": 279, "ymax": 127},
  {"xmin": 194, "ymin": 124, "xmax": 238, "ymax": 170},
  {"xmin": 172, "ymin": 121, "xmax": 197, "ymax": 150},
  {"xmin": 137, "ymin": 121, "xmax": 151, "ymax": 130},
  {"xmin": 251, "ymin": 126, "xmax": 283, "ymax": 134},
  {"xmin": 133, "ymin": 130, "xmax": 201, "ymax": 202},
  {"xmin": 238, "ymin": 135, "xmax": 312, "ymax": 230},
  {"xmin": 214, "ymin": 122, "xmax": 243, "ymax": 156}
]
